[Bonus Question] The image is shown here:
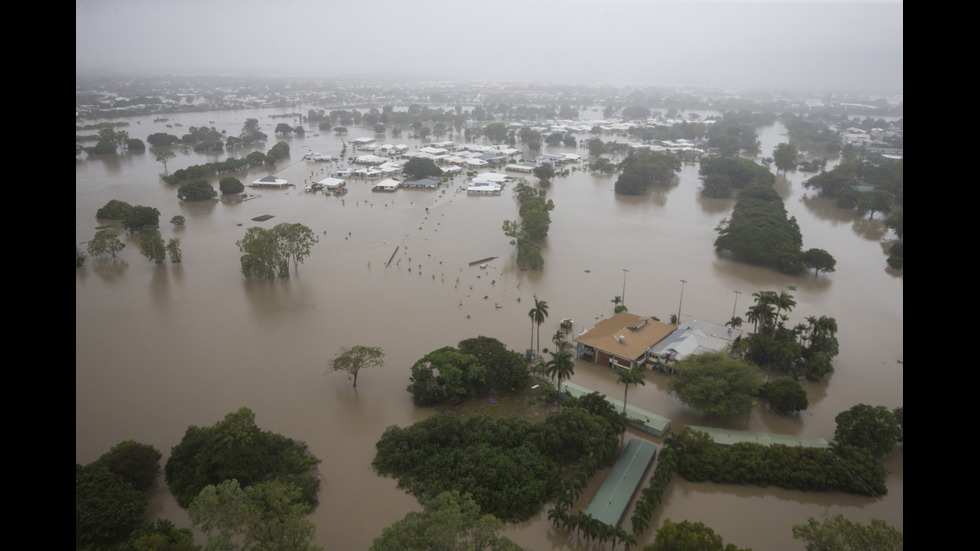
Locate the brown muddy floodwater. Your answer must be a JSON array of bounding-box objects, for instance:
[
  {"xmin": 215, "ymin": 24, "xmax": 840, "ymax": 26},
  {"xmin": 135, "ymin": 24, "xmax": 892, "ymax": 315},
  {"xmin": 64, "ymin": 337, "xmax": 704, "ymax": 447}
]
[{"xmin": 76, "ymin": 110, "xmax": 903, "ymax": 550}]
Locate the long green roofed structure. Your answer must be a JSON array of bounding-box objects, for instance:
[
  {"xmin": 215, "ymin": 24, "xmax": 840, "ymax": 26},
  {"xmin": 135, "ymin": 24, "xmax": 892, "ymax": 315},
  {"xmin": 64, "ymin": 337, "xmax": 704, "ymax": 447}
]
[{"xmin": 584, "ymin": 437, "xmax": 657, "ymax": 526}]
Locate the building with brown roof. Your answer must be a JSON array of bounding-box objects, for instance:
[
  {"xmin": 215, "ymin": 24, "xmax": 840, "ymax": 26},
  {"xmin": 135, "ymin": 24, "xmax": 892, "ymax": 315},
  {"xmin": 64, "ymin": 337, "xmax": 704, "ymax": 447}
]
[{"xmin": 574, "ymin": 312, "xmax": 675, "ymax": 369}]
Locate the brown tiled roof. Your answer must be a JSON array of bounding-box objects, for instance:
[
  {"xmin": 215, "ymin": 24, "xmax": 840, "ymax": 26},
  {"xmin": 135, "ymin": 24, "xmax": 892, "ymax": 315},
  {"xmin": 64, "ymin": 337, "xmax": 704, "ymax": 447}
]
[{"xmin": 575, "ymin": 312, "xmax": 675, "ymax": 361}]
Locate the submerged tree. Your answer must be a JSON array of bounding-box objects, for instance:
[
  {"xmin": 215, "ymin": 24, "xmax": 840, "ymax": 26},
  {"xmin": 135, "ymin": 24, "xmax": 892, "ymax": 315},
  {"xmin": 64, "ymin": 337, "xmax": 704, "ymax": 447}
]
[
  {"xmin": 329, "ymin": 345, "xmax": 385, "ymax": 388},
  {"xmin": 87, "ymin": 228, "xmax": 126, "ymax": 260}
]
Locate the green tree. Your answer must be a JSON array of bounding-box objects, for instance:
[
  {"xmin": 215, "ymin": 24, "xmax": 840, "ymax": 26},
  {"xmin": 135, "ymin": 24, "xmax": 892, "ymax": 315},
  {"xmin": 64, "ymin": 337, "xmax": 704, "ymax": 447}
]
[
  {"xmin": 123, "ymin": 205, "xmax": 161, "ymax": 233},
  {"xmin": 834, "ymin": 404, "xmax": 902, "ymax": 456},
  {"xmin": 773, "ymin": 142, "xmax": 799, "ymax": 175},
  {"xmin": 792, "ymin": 514, "xmax": 903, "ymax": 551},
  {"xmin": 802, "ymin": 248, "xmax": 837, "ymax": 276},
  {"xmin": 139, "ymin": 225, "xmax": 166, "ymax": 264},
  {"xmin": 237, "ymin": 223, "xmax": 317, "ymax": 279},
  {"xmin": 165, "ymin": 407, "xmax": 320, "ymax": 509},
  {"xmin": 171, "ymin": 214, "xmax": 186, "ymax": 226},
  {"xmin": 645, "ymin": 518, "xmax": 751, "ymax": 551},
  {"xmin": 529, "ymin": 295, "xmax": 549, "ymax": 355},
  {"xmin": 370, "ymin": 490, "xmax": 525, "ymax": 551},
  {"xmin": 760, "ymin": 377, "xmax": 808, "ymax": 413},
  {"xmin": 238, "ymin": 227, "xmax": 283, "ymax": 280},
  {"xmin": 97, "ymin": 439, "xmax": 163, "ymax": 492},
  {"xmin": 615, "ymin": 150, "xmax": 681, "ymax": 195},
  {"xmin": 167, "ymin": 237, "xmax": 182, "ymax": 263},
  {"xmin": 178, "ymin": 179, "xmax": 217, "ymax": 202},
  {"xmin": 148, "ymin": 133, "xmax": 181, "ymax": 147},
  {"xmin": 125, "ymin": 518, "xmax": 200, "ymax": 551},
  {"xmin": 219, "ymin": 176, "xmax": 245, "ymax": 195},
  {"xmin": 328, "ymin": 345, "xmax": 384, "ymax": 388},
  {"xmin": 856, "ymin": 189, "xmax": 894, "ymax": 219},
  {"xmin": 543, "ymin": 332, "xmax": 575, "ymax": 410},
  {"xmin": 76, "ymin": 246, "xmax": 87, "ymax": 268},
  {"xmin": 156, "ymin": 150, "xmax": 177, "ymax": 174},
  {"xmin": 484, "ymin": 122, "xmax": 508, "ymax": 144},
  {"xmin": 407, "ymin": 347, "xmax": 488, "ymax": 406},
  {"xmin": 97, "ymin": 199, "xmax": 134, "ymax": 220},
  {"xmin": 714, "ymin": 186, "xmax": 805, "ymax": 274},
  {"xmin": 275, "ymin": 222, "xmax": 318, "ymax": 273},
  {"xmin": 87, "ymin": 228, "xmax": 126, "ymax": 260},
  {"xmin": 402, "ymin": 157, "xmax": 442, "ymax": 180},
  {"xmin": 76, "ymin": 463, "xmax": 148, "ymax": 547},
  {"xmin": 669, "ymin": 352, "xmax": 762, "ymax": 419},
  {"xmin": 533, "ymin": 164, "xmax": 555, "ymax": 182},
  {"xmin": 457, "ymin": 336, "xmax": 531, "ymax": 392},
  {"xmin": 189, "ymin": 478, "xmax": 321, "ymax": 551}
]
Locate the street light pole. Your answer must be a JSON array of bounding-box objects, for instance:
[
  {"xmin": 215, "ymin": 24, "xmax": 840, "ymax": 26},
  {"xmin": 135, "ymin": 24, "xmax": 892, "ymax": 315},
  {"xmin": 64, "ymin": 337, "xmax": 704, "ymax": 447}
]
[
  {"xmin": 732, "ymin": 290, "xmax": 742, "ymax": 321},
  {"xmin": 677, "ymin": 279, "xmax": 687, "ymax": 325},
  {"xmin": 622, "ymin": 268, "xmax": 629, "ymax": 307}
]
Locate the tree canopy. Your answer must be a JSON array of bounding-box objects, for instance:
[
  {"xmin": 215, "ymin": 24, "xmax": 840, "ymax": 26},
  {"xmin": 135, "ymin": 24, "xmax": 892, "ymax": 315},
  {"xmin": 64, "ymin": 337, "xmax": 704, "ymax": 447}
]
[
  {"xmin": 714, "ymin": 186, "xmax": 814, "ymax": 274},
  {"xmin": 699, "ymin": 157, "xmax": 775, "ymax": 198},
  {"xmin": 373, "ymin": 407, "xmax": 618, "ymax": 522},
  {"xmin": 177, "ymin": 178, "xmax": 217, "ymax": 201},
  {"xmin": 328, "ymin": 345, "xmax": 384, "ymax": 388},
  {"xmin": 237, "ymin": 223, "xmax": 318, "ymax": 279},
  {"xmin": 644, "ymin": 519, "xmax": 750, "ymax": 551},
  {"xmin": 370, "ymin": 491, "xmax": 525, "ymax": 551},
  {"xmin": 76, "ymin": 440, "xmax": 163, "ymax": 547},
  {"xmin": 122, "ymin": 205, "xmax": 161, "ymax": 233},
  {"xmin": 834, "ymin": 404, "xmax": 902, "ymax": 456},
  {"xmin": 164, "ymin": 407, "xmax": 321, "ymax": 508},
  {"xmin": 189, "ymin": 478, "xmax": 320, "ymax": 551},
  {"xmin": 407, "ymin": 346, "xmax": 488, "ymax": 406},
  {"xmin": 96, "ymin": 199, "xmax": 134, "ymax": 220},
  {"xmin": 402, "ymin": 157, "xmax": 443, "ymax": 180},
  {"xmin": 88, "ymin": 228, "xmax": 126, "ymax": 260},
  {"xmin": 614, "ymin": 150, "xmax": 681, "ymax": 195},
  {"xmin": 792, "ymin": 514, "xmax": 903, "ymax": 551},
  {"xmin": 669, "ymin": 352, "xmax": 762, "ymax": 419}
]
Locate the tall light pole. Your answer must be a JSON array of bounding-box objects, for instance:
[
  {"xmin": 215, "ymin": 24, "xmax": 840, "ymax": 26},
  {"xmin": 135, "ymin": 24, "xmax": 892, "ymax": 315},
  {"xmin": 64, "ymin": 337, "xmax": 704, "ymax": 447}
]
[
  {"xmin": 677, "ymin": 279, "xmax": 687, "ymax": 325},
  {"xmin": 732, "ymin": 290, "xmax": 742, "ymax": 321},
  {"xmin": 622, "ymin": 268, "xmax": 629, "ymax": 307}
]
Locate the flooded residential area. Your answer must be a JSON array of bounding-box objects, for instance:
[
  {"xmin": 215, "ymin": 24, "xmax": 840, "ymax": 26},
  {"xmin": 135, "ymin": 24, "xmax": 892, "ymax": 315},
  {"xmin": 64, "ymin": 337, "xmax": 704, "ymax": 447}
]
[{"xmin": 77, "ymin": 2, "xmax": 902, "ymax": 550}]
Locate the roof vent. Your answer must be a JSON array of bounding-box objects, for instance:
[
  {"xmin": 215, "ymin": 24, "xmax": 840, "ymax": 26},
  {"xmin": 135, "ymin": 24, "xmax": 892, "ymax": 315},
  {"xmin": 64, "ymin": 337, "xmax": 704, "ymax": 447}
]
[{"xmin": 619, "ymin": 335, "xmax": 625, "ymax": 344}]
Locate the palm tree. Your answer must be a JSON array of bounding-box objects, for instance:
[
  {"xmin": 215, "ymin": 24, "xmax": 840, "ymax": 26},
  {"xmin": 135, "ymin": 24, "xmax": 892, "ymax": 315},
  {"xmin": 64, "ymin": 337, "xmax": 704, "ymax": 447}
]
[
  {"xmin": 544, "ymin": 335, "xmax": 575, "ymax": 410},
  {"xmin": 772, "ymin": 290, "xmax": 797, "ymax": 336},
  {"xmin": 532, "ymin": 295, "xmax": 549, "ymax": 355},
  {"xmin": 617, "ymin": 366, "xmax": 646, "ymax": 416},
  {"xmin": 528, "ymin": 306, "xmax": 537, "ymax": 356}
]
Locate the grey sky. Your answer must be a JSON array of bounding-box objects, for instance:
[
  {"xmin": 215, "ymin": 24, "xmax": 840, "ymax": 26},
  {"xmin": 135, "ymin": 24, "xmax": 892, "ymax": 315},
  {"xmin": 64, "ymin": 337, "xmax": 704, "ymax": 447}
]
[{"xmin": 76, "ymin": 0, "xmax": 903, "ymax": 91}]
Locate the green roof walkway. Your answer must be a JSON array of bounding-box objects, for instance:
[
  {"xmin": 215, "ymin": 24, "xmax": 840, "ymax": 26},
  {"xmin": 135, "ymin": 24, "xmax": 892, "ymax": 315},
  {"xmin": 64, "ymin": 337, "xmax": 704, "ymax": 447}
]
[
  {"xmin": 687, "ymin": 425, "xmax": 830, "ymax": 448},
  {"xmin": 561, "ymin": 381, "xmax": 671, "ymax": 436},
  {"xmin": 584, "ymin": 438, "xmax": 657, "ymax": 527}
]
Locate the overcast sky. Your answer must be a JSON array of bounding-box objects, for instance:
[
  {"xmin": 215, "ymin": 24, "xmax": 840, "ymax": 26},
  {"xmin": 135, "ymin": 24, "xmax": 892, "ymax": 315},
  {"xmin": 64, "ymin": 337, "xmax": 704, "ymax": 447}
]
[{"xmin": 76, "ymin": 0, "xmax": 903, "ymax": 92}]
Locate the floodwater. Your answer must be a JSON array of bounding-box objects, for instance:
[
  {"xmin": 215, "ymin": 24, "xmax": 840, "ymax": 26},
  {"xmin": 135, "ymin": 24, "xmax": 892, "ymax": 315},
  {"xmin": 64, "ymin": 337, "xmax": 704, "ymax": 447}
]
[{"xmin": 76, "ymin": 109, "xmax": 903, "ymax": 550}]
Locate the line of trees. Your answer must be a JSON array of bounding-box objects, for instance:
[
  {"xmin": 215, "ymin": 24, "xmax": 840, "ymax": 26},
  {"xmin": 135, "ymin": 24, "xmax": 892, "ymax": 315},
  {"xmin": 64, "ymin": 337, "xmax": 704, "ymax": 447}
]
[
  {"xmin": 502, "ymin": 182, "xmax": 555, "ymax": 270},
  {"xmin": 715, "ymin": 186, "xmax": 836, "ymax": 275},
  {"xmin": 670, "ymin": 427, "xmax": 888, "ymax": 496},
  {"xmin": 698, "ymin": 157, "xmax": 774, "ymax": 198}
]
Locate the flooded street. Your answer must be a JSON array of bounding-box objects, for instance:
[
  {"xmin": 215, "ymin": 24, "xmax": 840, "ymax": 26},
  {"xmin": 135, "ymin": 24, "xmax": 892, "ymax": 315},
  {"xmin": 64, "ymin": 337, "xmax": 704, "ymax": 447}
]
[{"xmin": 76, "ymin": 109, "xmax": 902, "ymax": 550}]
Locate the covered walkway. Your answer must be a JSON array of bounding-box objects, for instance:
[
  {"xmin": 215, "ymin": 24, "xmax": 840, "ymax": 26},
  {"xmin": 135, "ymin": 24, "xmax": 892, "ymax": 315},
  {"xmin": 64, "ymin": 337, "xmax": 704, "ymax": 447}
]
[{"xmin": 584, "ymin": 438, "xmax": 657, "ymax": 526}]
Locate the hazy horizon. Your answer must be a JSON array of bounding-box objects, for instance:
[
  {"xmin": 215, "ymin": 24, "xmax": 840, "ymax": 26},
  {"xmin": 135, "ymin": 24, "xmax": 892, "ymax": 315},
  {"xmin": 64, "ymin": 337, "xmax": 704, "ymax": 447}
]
[{"xmin": 76, "ymin": 0, "xmax": 903, "ymax": 92}]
